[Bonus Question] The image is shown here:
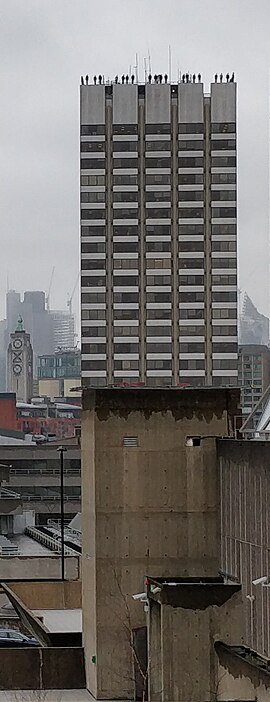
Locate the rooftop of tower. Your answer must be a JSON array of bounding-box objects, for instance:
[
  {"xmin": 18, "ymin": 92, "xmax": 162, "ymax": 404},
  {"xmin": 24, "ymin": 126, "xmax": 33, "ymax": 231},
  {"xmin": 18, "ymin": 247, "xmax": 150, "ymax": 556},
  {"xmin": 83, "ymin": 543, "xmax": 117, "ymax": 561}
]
[{"xmin": 80, "ymin": 71, "xmax": 235, "ymax": 86}]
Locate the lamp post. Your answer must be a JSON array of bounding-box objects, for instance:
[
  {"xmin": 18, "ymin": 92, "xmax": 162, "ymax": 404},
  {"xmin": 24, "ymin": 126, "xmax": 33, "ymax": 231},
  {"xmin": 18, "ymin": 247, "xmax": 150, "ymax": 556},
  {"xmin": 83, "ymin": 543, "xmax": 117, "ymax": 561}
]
[{"xmin": 57, "ymin": 446, "xmax": 67, "ymax": 581}]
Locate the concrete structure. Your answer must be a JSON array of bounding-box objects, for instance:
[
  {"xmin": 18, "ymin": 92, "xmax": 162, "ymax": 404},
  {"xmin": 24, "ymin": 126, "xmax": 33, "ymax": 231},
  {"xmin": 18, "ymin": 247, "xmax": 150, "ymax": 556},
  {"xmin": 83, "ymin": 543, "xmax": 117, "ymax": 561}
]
[
  {"xmin": 219, "ymin": 438, "xmax": 270, "ymax": 659},
  {"xmin": 238, "ymin": 344, "xmax": 270, "ymax": 432},
  {"xmin": 80, "ymin": 74, "xmax": 237, "ymax": 388},
  {"xmin": 0, "ymin": 444, "xmax": 80, "ymax": 524},
  {"xmin": 216, "ymin": 642, "xmax": 270, "ymax": 701},
  {"xmin": 38, "ymin": 348, "xmax": 81, "ymax": 399},
  {"xmin": 0, "ymin": 553, "xmax": 80, "ymax": 580},
  {"xmin": 81, "ymin": 386, "xmax": 239, "ymax": 699},
  {"xmin": 7, "ymin": 321, "xmax": 33, "ymax": 402},
  {"xmin": 146, "ymin": 576, "xmax": 244, "ymax": 702}
]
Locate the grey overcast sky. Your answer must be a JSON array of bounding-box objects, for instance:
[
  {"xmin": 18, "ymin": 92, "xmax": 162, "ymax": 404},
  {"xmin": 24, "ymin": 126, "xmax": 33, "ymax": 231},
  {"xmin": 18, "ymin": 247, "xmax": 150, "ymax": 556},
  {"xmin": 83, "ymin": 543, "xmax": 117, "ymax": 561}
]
[{"xmin": 0, "ymin": 0, "xmax": 269, "ymax": 327}]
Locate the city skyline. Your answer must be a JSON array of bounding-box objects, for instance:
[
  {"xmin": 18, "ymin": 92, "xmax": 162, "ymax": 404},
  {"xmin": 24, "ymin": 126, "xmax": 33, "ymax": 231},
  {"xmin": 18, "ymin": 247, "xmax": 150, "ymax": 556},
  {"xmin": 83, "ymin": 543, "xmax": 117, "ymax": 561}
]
[{"xmin": 0, "ymin": 0, "xmax": 270, "ymax": 324}]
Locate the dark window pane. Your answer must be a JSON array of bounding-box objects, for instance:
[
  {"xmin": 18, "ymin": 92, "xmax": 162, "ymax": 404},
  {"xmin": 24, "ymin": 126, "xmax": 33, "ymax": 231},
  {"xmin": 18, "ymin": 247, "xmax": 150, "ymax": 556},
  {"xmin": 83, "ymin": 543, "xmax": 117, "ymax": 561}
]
[
  {"xmin": 145, "ymin": 124, "xmax": 171, "ymax": 134},
  {"xmin": 113, "ymin": 158, "xmax": 138, "ymax": 168},
  {"xmin": 145, "ymin": 158, "xmax": 171, "ymax": 168},
  {"xmin": 81, "ymin": 242, "xmax": 105, "ymax": 253},
  {"xmin": 212, "ymin": 207, "xmax": 236, "ymax": 217},
  {"xmin": 113, "ymin": 141, "xmax": 138, "ymax": 152},
  {"xmin": 81, "ymin": 125, "xmax": 105, "ymax": 135},
  {"xmin": 179, "ymin": 208, "xmax": 204, "ymax": 219},
  {"xmin": 145, "ymin": 191, "xmax": 171, "ymax": 202},
  {"xmin": 178, "ymin": 191, "xmax": 203, "ymax": 201},
  {"xmin": 113, "ymin": 209, "xmax": 138, "ymax": 219},
  {"xmin": 179, "ymin": 173, "xmax": 204, "ymax": 185},
  {"xmin": 81, "ymin": 210, "xmax": 106, "ymax": 220},
  {"xmin": 113, "ymin": 124, "xmax": 138, "ymax": 135},
  {"xmin": 178, "ymin": 157, "xmax": 204, "ymax": 168},
  {"xmin": 113, "ymin": 191, "xmax": 138, "ymax": 202},
  {"xmin": 113, "ymin": 242, "xmax": 138, "ymax": 253},
  {"xmin": 211, "ymin": 156, "xmax": 236, "ymax": 167},
  {"xmin": 81, "ymin": 225, "xmax": 106, "ymax": 236},
  {"xmin": 145, "ymin": 208, "xmax": 171, "ymax": 218},
  {"xmin": 146, "ymin": 141, "xmax": 171, "ymax": 151},
  {"xmin": 178, "ymin": 123, "xmax": 204, "ymax": 134},
  {"xmin": 81, "ymin": 142, "xmax": 105, "ymax": 152},
  {"xmin": 81, "ymin": 159, "xmax": 105, "ymax": 169},
  {"xmin": 81, "ymin": 259, "xmax": 105, "ymax": 270},
  {"xmin": 146, "ymin": 174, "xmax": 171, "ymax": 185},
  {"xmin": 113, "ymin": 175, "xmax": 138, "ymax": 185},
  {"xmin": 211, "ymin": 123, "xmax": 236, "ymax": 133}
]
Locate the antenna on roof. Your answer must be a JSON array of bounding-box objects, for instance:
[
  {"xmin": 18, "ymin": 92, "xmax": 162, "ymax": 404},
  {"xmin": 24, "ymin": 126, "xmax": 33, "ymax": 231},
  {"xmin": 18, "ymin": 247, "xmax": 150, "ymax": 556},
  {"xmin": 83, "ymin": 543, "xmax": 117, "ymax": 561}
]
[
  {"xmin": 144, "ymin": 57, "xmax": 147, "ymax": 83},
  {"xmin": 135, "ymin": 53, "xmax": 139, "ymax": 83},
  {"xmin": 168, "ymin": 45, "xmax": 172, "ymax": 83},
  {"xmin": 148, "ymin": 49, "xmax": 151, "ymax": 76}
]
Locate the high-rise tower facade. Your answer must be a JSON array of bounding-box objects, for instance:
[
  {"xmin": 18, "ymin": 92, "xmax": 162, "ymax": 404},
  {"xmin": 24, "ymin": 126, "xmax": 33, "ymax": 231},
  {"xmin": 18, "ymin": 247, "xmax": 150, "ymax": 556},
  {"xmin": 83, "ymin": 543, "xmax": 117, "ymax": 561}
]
[{"xmin": 80, "ymin": 74, "xmax": 237, "ymax": 387}]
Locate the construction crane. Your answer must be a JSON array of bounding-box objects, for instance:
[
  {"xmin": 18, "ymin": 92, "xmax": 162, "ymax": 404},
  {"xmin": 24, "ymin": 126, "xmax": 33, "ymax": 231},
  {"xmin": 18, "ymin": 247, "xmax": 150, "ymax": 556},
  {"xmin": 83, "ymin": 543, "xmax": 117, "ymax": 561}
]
[
  {"xmin": 67, "ymin": 272, "xmax": 80, "ymax": 316},
  {"xmin": 46, "ymin": 266, "xmax": 55, "ymax": 311}
]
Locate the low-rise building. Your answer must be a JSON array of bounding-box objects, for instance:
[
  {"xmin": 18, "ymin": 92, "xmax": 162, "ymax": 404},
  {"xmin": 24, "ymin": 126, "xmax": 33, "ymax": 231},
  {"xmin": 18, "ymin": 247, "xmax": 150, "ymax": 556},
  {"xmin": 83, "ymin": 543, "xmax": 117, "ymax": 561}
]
[
  {"xmin": 38, "ymin": 349, "xmax": 81, "ymax": 400},
  {"xmin": 82, "ymin": 386, "xmax": 239, "ymax": 699},
  {"xmin": 238, "ymin": 344, "xmax": 270, "ymax": 434},
  {"xmin": 0, "ymin": 444, "xmax": 80, "ymax": 524}
]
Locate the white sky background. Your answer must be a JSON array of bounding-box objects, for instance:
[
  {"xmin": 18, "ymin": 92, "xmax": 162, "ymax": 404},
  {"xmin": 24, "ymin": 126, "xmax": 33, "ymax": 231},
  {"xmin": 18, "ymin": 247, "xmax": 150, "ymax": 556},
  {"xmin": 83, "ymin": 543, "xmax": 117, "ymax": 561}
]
[{"xmin": 0, "ymin": 0, "xmax": 269, "ymax": 328}]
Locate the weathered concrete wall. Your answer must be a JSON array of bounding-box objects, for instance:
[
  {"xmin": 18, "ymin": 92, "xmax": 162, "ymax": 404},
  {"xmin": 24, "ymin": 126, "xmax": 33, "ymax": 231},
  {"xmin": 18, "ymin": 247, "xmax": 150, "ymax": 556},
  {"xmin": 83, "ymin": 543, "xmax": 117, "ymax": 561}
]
[
  {"xmin": 82, "ymin": 388, "xmax": 239, "ymax": 699},
  {"xmin": 218, "ymin": 439, "xmax": 270, "ymax": 658},
  {"xmin": 8, "ymin": 580, "xmax": 81, "ymax": 609},
  {"xmin": 149, "ymin": 589, "xmax": 244, "ymax": 702},
  {"xmin": 0, "ymin": 555, "xmax": 80, "ymax": 581},
  {"xmin": 0, "ymin": 646, "xmax": 85, "ymax": 690},
  {"xmin": 217, "ymin": 644, "xmax": 270, "ymax": 701}
]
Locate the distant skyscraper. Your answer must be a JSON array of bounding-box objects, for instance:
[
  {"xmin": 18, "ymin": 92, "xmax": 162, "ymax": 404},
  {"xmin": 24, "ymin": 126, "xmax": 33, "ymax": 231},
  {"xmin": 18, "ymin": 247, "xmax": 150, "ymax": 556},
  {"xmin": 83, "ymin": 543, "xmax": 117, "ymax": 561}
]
[
  {"xmin": 50, "ymin": 311, "xmax": 75, "ymax": 351},
  {"xmin": 239, "ymin": 292, "xmax": 269, "ymax": 346},
  {"xmin": 81, "ymin": 73, "xmax": 237, "ymax": 387},
  {"xmin": 7, "ymin": 318, "xmax": 33, "ymax": 402}
]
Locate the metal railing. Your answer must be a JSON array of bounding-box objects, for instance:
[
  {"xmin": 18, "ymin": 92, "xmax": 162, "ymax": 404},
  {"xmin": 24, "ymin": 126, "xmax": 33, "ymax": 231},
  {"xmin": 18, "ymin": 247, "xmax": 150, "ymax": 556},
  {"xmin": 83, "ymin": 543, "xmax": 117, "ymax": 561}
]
[
  {"xmin": 22, "ymin": 495, "xmax": 80, "ymax": 502},
  {"xmin": 0, "ymin": 487, "xmax": 21, "ymax": 500},
  {"xmin": 25, "ymin": 526, "xmax": 78, "ymax": 555}
]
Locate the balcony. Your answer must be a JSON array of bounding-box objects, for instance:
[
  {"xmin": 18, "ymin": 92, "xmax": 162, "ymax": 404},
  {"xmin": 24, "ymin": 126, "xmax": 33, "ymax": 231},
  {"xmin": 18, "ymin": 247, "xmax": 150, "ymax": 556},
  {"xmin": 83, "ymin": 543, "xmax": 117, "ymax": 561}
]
[{"xmin": 0, "ymin": 486, "xmax": 22, "ymax": 514}]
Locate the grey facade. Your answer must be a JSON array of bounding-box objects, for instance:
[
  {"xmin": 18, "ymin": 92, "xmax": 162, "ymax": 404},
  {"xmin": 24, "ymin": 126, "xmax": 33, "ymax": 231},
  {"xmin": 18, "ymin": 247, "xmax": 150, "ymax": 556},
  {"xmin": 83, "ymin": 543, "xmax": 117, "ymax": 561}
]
[
  {"xmin": 0, "ymin": 444, "xmax": 80, "ymax": 524},
  {"xmin": 80, "ymin": 75, "xmax": 237, "ymax": 387},
  {"xmin": 238, "ymin": 344, "xmax": 270, "ymax": 432},
  {"xmin": 219, "ymin": 439, "xmax": 270, "ymax": 659}
]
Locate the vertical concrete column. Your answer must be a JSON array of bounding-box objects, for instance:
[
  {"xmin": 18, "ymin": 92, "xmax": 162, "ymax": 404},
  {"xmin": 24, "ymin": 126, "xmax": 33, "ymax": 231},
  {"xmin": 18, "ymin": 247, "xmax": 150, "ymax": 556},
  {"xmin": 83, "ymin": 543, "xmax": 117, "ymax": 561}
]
[
  {"xmin": 148, "ymin": 600, "xmax": 162, "ymax": 701},
  {"xmin": 106, "ymin": 101, "xmax": 113, "ymax": 384},
  {"xmin": 204, "ymin": 98, "xmax": 213, "ymax": 385},
  {"xmin": 172, "ymin": 99, "xmax": 179, "ymax": 386},
  {"xmin": 185, "ymin": 438, "xmax": 219, "ymax": 575},
  {"xmin": 139, "ymin": 100, "xmax": 146, "ymax": 382}
]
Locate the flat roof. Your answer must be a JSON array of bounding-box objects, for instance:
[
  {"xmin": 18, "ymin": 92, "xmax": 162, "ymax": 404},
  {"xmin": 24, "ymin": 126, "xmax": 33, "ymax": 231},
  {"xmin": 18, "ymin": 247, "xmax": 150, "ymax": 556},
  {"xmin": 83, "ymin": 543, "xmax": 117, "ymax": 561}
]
[
  {"xmin": 10, "ymin": 535, "xmax": 53, "ymax": 556},
  {"xmin": 33, "ymin": 608, "xmax": 82, "ymax": 633},
  {"xmin": 0, "ymin": 692, "xmax": 93, "ymax": 701}
]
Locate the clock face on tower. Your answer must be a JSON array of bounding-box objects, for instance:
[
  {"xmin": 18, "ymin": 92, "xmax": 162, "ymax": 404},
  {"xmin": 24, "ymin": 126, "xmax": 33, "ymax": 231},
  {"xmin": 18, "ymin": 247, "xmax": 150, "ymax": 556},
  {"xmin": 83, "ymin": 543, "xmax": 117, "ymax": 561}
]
[
  {"xmin": 13, "ymin": 364, "xmax": 22, "ymax": 375},
  {"xmin": 13, "ymin": 338, "xmax": 23, "ymax": 350}
]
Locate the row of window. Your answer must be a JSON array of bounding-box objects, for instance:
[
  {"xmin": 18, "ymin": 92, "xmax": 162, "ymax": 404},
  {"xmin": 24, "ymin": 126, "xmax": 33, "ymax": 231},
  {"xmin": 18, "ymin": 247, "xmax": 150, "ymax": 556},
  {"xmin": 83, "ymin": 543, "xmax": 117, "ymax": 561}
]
[
  {"xmin": 81, "ymin": 173, "xmax": 235, "ymax": 187},
  {"xmin": 81, "ymin": 190, "xmax": 236, "ymax": 205},
  {"xmin": 81, "ymin": 343, "xmax": 237, "ymax": 356},
  {"xmin": 81, "ymin": 122, "xmax": 236, "ymax": 137},
  {"xmin": 81, "ymin": 206, "xmax": 236, "ymax": 219}
]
